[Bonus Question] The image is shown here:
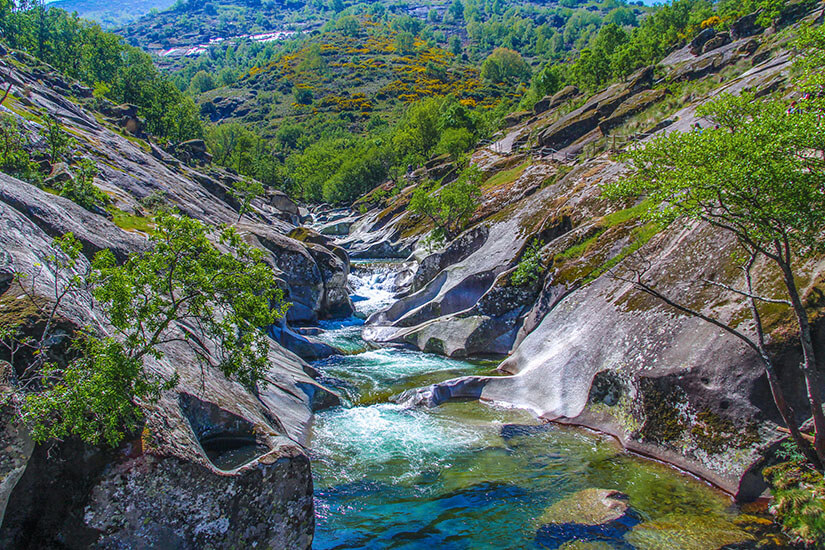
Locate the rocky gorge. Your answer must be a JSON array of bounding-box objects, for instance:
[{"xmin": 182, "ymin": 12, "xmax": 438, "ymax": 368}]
[
  {"xmin": 338, "ymin": 1, "xmax": 825, "ymax": 504},
  {"xmin": 0, "ymin": 46, "xmax": 350, "ymax": 548},
  {"xmin": 0, "ymin": 1, "xmax": 823, "ymax": 549}
]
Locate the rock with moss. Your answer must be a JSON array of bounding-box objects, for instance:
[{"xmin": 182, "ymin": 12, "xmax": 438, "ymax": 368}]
[
  {"xmin": 539, "ymin": 489, "xmax": 632, "ymax": 526},
  {"xmin": 624, "ymin": 514, "xmax": 753, "ymax": 550}
]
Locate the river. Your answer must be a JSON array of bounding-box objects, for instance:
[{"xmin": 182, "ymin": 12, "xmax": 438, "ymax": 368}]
[{"xmin": 307, "ymin": 261, "xmax": 787, "ymax": 550}]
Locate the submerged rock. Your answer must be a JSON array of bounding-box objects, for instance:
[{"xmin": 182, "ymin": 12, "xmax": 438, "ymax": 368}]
[
  {"xmin": 539, "ymin": 489, "xmax": 632, "ymax": 527},
  {"xmin": 536, "ymin": 489, "xmax": 637, "ymax": 548},
  {"xmin": 624, "ymin": 514, "xmax": 754, "ymax": 550}
]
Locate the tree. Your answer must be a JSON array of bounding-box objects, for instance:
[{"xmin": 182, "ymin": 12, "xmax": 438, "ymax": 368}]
[
  {"xmin": 409, "ymin": 165, "xmax": 482, "ymax": 243},
  {"xmin": 41, "ymin": 114, "xmax": 74, "ymax": 163},
  {"xmin": 229, "ymin": 176, "xmax": 264, "ymax": 222},
  {"xmin": 481, "ymin": 47, "xmax": 530, "ymax": 84},
  {"xmin": 603, "ymin": 92, "xmax": 825, "ymax": 466},
  {"xmin": 2, "ymin": 213, "xmax": 285, "ymax": 446},
  {"xmin": 336, "ymin": 14, "xmax": 359, "ymax": 36},
  {"xmin": 189, "ymin": 69, "xmax": 216, "ymax": 93},
  {"xmin": 448, "ymin": 0, "xmax": 464, "ymax": 22},
  {"xmin": 436, "ymin": 127, "xmax": 474, "ymax": 161},
  {"xmin": 533, "ymin": 63, "xmax": 564, "ymax": 98},
  {"xmin": 395, "ymin": 30, "xmax": 415, "ymax": 54},
  {"xmin": 449, "ymin": 35, "xmax": 462, "ymax": 56}
]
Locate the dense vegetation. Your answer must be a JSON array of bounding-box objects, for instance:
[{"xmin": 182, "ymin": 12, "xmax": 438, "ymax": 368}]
[
  {"xmin": 0, "ymin": 1, "xmax": 202, "ymax": 142},
  {"xmin": 134, "ymin": 0, "xmax": 790, "ymax": 205},
  {"xmin": 50, "ymin": 0, "xmax": 176, "ymax": 27},
  {"xmin": 604, "ymin": 22, "xmax": 825, "ymax": 544},
  {"xmin": 2, "ymin": 214, "xmax": 285, "ymax": 446}
]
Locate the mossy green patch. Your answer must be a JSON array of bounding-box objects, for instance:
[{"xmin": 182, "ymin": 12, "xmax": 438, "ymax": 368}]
[
  {"xmin": 482, "ymin": 160, "xmax": 529, "ymax": 190},
  {"xmin": 0, "ymin": 284, "xmax": 50, "ymax": 329},
  {"xmin": 764, "ymin": 457, "xmax": 825, "ymax": 547},
  {"xmin": 110, "ymin": 209, "xmax": 154, "ymax": 234},
  {"xmin": 639, "ymin": 383, "xmax": 688, "ymax": 445},
  {"xmin": 601, "ymin": 198, "xmax": 654, "ymax": 228}
]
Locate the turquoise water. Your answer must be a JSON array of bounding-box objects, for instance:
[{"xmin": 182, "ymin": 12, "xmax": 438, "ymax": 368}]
[{"xmin": 309, "ymin": 266, "xmax": 786, "ymax": 550}]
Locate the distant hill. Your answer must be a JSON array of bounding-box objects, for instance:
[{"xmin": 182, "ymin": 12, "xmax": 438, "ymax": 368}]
[
  {"xmin": 49, "ymin": 0, "xmax": 177, "ymax": 27},
  {"xmin": 196, "ymin": 17, "xmax": 514, "ymax": 138}
]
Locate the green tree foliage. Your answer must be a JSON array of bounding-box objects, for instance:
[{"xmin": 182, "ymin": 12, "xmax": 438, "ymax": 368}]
[
  {"xmin": 532, "ymin": 64, "xmax": 565, "ymax": 98},
  {"xmin": 395, "ymin": 30, "xmax": 415, "ymax": 54},
  {"xmin": 0, "ymin": 114, "xmax": 41, "ymax": 183},
  {"xmin": 205, "ymin": 122, "xmax": 271, "ymax": 176},
  {"xmin": 336, "ymin": 14, "xmax": 360, "ymax": 36},
  {"xmin": 449, "ymin": 35, "xmax": 463, "ymax": 55},
  {"xmin": 409, "ymin": 165, "xmax": 482, "ymax": 243},
  {"xmin": 4, "ymin": 214, "xmax": 285, "ymax": 446},
  {"xmin": 448, "ymin": 0, "xmax": 464, "ymax": 22},
  {"xmin": 189, "ymin": 69, "xmax": 216, "ymax": 94},
  {"xmin": 511, "ymin": 240, "xmax": 545, "ymax": 287},
  {"xmin": 481, "ymin": 47, "xmax": 530, "ymax": 84},
  {"xmin": 436, "ymin": 127, "xmax": 474, "ymax": 161},
  {"xmin": 42, "ymin": 114, "xmax": 74, "ymax": 163},
  {"xmin": 0, "ymin": 4, "xmax": 202, "ymax": 143},
  {"xmin": 603, "ymin": 91, "xmax": 825, "ymax": 465},
  {"xmin": 570, "ymin": 23, "xmax": 628, "ymax": 89},
  {"xmin": 276, "ymin": 94, "xmax": 483, "ymax": 204},
  {"xmin": 228, "ymin": 176, "xmax": 264, "ymax": 222}
]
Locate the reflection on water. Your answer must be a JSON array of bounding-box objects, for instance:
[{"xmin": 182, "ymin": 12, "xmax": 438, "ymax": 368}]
[{"xmin": 309, "ymin": 262, "xmax": 787, "ymax": 550}]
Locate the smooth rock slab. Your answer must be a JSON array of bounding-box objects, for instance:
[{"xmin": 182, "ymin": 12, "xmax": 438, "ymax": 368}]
[
  {"xmin": 539, "ymin": 489, "xmax": 632, "ymax": 526},
  {"xmin": 624, "ymin": 514, "xmax": 754, "ymax": 550}
]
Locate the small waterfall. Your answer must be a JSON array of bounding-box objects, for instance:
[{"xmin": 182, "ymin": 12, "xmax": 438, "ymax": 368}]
[
  {"xmin": 349, "ymin": 260, "xmax": 413, "ymax": 318},
  {"xmin": 308, "ymin": 257, "xmax": 785, "ymax": 550}
]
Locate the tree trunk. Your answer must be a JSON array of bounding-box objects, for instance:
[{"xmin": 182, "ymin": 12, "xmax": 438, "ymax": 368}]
[
  {"xmin": 778, "ymin": 258, "xmax": 825, "ymax": 465},
  {"xmin": 744, "ymin": 257, "xmax": 820, "ymax": 466},
  {"xmin": 763, "ymin": 356, "xmax": 820, "ymax": 466}
]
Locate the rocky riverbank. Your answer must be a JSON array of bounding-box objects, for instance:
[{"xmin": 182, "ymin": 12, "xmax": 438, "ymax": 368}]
[
  {"xmin": 334, "ymin": 3, "xmax": 825, "ymax": 502},
  {"xmin": 0, "ymin": 47, "xmax": 354, "ymax": 548}
]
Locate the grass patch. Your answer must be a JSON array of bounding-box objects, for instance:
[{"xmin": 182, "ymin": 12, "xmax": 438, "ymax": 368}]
[
  {"xmin": 483, "ymin": 160, "xmax": 529, "ymax": 190},
  {"xmin": 556, "ymin": 230, "xmax": 604, "ymax": 261},
  {"xmin": 111, "ymin": 209, "xmax": 154, "ymax": 234},
  {"xmin": 602, "ymin": 198, "xmax": 655, "ymax": 227}
]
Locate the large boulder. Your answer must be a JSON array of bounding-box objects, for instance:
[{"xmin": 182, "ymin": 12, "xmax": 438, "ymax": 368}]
[
  {"xmin": 702, "ymin": 31, "xmax": 731, "ymax": 54},
  {"xmin": 0, "ymin": 363, "xmax": 33, "ymax": 530},
  {"xmin": 534, "ymin": 85, "xmax": 579, "ymax": 115},
  {"xmin": 730, "ymin": 12, "xmax": 763, "ymax": 39},
  {"xmin": 599, "ymin": 88, "xmax": 669, "ymax": 134},
  {"xmin": 0, "ymin": 172, "xmax": 146, "ymax": 262},
  {"xmin": 0, "ymin": 178, "xmax": 337, "ymax": 548},
  {"xmin": 539, "ymin": 489, "xmax": 632, "ymax": 527},
  {"xmin": 689, "ymin": 27, "xmax": 716, "ymax": 56},
  {"xmin": 174, "ymin": 139, "xmax": 213, "ymax": 165},
  {"xmin": 538, "ymin": 108, "xmax": 601, "ymax": 150}
]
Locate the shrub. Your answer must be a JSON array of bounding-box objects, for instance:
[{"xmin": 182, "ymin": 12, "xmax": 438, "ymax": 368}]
[
  {"xmin": 54, "ymin": 158, "xmax": 110, "ymax": 212},
  {"xmin": 409, "ymin": 165, "xmax": 482, "ymax": 243},
  {"xmin": 481, "ymin": 47, "xmax": 530, "ymax": 84},
  {"xmin": 3, "ymin": 214, "xmax": 286, "ymax": 446},
  {"xmin": 511, "ymin": 240, "xmax": 545, "ymax": 286},
  {"xmin": 764, "ymin": 443, "xmax": 825, "ymax": 547}
]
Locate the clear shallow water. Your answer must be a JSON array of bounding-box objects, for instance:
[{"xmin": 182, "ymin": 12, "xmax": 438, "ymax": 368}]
[{"xmin": 309, "ymin": 263, "xmax": 786, "ymax": 550}]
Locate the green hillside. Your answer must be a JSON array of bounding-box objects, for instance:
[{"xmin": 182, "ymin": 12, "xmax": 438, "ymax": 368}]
[{"xmin": 49, "ymin": 0, "xmax": 176, "ymax": 27}]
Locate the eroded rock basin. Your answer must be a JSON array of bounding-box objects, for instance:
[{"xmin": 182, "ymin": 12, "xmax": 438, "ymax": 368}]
[{"xmin": 308, "ymin": 263, "xmax": 788, "ymax": 550}]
